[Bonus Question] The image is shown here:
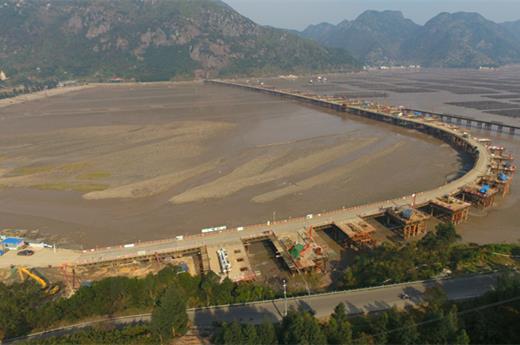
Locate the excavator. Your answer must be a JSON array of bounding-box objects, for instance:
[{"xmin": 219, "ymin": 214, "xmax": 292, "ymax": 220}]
[{"xmin": 18, "ymin": 267, "xmax": 60, "ymax": 295}]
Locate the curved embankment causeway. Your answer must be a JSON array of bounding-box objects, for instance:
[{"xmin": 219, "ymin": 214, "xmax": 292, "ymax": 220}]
[{"xmin": 72, "ymin": 80, "xmax": 495, "ymax": 267}]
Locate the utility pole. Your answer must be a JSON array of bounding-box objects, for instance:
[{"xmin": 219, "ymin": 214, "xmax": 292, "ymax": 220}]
[{"xmin": 283, "ymin": 279, "xmax": 288, "ymax": 317}]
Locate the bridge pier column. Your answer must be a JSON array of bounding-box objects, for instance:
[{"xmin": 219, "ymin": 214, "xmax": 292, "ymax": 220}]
[
  {"xmin": 510, "ymin": 127, "xmax": 516, "ymax": 135},
  {"xmin": 485, "ymin": 123, "xmax": 492, "ymax": 131},
  {"xmin": 497, "ymin": 125, "xmax": 503, "ymax": 132}
]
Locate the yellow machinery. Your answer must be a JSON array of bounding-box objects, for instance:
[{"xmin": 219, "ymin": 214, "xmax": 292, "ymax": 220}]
[{"xmin": 18, "ymin": 267, "xmax": 60, "ymax": 295}]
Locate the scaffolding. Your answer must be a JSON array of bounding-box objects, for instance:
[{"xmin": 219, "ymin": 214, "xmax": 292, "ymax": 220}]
[
  {"xmin": 460, "ymin": 183, "xmax": 499, "ymax": 208},
  {"xmin": 429, "ymin": 196, "xmax": 471, "ymax": 224},
  {"xmin": 480, "ymin": 172, "xmax": 513, "ymax": 196},
  {"xmin": 387, "ymin": 206, "xmax": 430, "ymax": 240},
  {"xmin": 275, "ymin": 227, "xmax": 327, "ymax": 274},
  {"xmin": 333, "ymin": 218, "xmax": 377, "ymax": 249}
]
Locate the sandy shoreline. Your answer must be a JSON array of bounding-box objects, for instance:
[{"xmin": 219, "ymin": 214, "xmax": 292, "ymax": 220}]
[
  {"xmin": 0, "ymin": 84, "xmax": 96, "ymax": 109},
  {"xmin": 0, "ymin": 80, "xmax": 205, "ymax": 110}
]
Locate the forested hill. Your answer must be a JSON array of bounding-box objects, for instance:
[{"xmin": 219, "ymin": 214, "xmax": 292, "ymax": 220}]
[
  {"xmin": 0, "ymin": 0, "xmax": 357, "ymax": 82},
  {"xmin": 301, "ymin": 10, "xmax": 520, "ymax": 68}
]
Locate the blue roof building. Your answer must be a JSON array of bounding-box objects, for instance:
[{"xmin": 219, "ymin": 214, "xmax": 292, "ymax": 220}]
[{"xmin": 1, "ymin": 237, "xmax": 25, "ymax": 250}]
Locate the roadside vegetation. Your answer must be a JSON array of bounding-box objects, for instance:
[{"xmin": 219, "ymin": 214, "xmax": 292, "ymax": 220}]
[
  {"xmin": 2, "ymin": 223, "xmax": 519, "ymax": 343},
  {"xmin": 18, "ymin": 273, "xmax": 520, "ymax": 344},
  {"xmin": 341, "ymin": 223, "xmax": 520, "ymax": 289},
  {"xmin": 212, "ymin": 273, "xmax": 520, "ymax": 345},
  {"xmin": 0, "ymin": 267, "xmax": 273, "ymax": 342}
]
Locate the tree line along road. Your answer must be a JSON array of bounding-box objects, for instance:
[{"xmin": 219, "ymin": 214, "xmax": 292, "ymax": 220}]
[{"xmin": 5, "ymin": 273, "xmax": 499, "ymax": 344}]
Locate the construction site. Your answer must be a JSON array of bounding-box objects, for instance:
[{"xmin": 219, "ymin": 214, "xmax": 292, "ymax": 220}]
[{"xmin": 0, "ymin": 79, "xmax": 517, "ymax": 294}]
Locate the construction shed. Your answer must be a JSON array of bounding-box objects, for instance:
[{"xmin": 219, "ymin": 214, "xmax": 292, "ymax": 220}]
[{"xmin": 1, "ymin": 237, "xmax": 25, "ymax": 250}]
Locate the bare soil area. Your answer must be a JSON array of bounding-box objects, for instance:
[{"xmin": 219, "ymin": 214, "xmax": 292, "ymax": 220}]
[{"xmin": 0, "ymin": 81, "xmax": 462, "ymax": 246}]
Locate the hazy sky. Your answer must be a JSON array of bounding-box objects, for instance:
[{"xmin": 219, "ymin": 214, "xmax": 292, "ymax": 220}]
[{"xmin": 224, "ymin": 0, "xmax": 520, "ymax": 30}]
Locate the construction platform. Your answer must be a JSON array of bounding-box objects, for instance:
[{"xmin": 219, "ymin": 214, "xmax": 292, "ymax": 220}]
[
  {"xmin": 490, "ymin": 161, "xmax": 516, "ymax": 174},
  {"xmin": 428, "ymin": 196, "xmax": 471, "ymax": 225},
  {"xmin": 386, "ymin": 206, "xmax": 430, "ymax": 240},
  {"xmin": 277, "ymin": 227, "xmax": 327, "ymax": 274},
  {"xmin": 333, "ymin": 218, "xmax": 377, "ymax": 249},
  {"xmin": 459, "ymin": 183, "xmax": 499, "ymax": 208},
  {"xmin": 480, "ymin": 173, "xmax": 513, "ymax": 196},
  {"xmin": 206, "ymin": 242, "xmax": 255, "ymax": 282}
]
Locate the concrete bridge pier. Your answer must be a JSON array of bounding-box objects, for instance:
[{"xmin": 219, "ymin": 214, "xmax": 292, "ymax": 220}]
[
  {"xmin": 485, "ymin": 123, "xmax": 492, "ymax": 131},
  {"xmin": 497, "ymin": 125, "xmax": 504, "ymax": 133},
  {"xmin": 510, "ymin": 127, "xmax": 516, "ymax": 135}
]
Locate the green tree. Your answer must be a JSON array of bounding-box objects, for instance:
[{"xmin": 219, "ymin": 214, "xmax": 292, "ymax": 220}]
[
  {"xmin": 281, "ymin": 309, "xmax": 326, "ymax": 345},
  {"xmin": 343, "ymin": 268, "xmax": 357, "ymax": 289},
  {"xmin": 455, "ymin": 329, "xmax": 470, "ymax": 345},
  {"xmin": 435, "ymin": 223, "xmax": 460, "ymax": 246},
  {"xmin": 370, "ymin": 312, "xmax": 389, "ymax": 345},
  {"xmin": 227, "ymin": 321, "xmax": 244, "ymax": 344},
  {"xmin": 199, "ymin": 272, "xmax": 221, "ymax": 306},
  {"xmin": 393, "ymin": 317, "xmax": 419, "ymax": 345},
  {"xmin": 327, "ymin": 303, "xmax": 352, "ymax": 345},
  {"xmin": 257, "ymin": 320, "xmax": 278, "ymax": 345},
  {"xmin": 150, "ymin": 285, "xmax": 188, "ymax": 344},
  {"xmin": 354, "ymin": 332, "xmax": 374, "ymax": 345},
  {"xmin": 243, "ymin": 323, "xmax": 259, "ymax": 345}
]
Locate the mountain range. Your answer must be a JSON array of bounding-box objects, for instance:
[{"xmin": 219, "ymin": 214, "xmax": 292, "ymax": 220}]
[
  {"xmin": 301, "ymin": 11, "xmax": 520, "ymax": 68},
  {"xmin": 2, "ymin": 1, "xmax": 520, "ymax": 84},
  {"xmin": 0, "ymin": 0, "xmax": 356, "ymax": 83}
]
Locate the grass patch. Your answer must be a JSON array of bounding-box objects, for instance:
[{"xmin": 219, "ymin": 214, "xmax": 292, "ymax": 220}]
[
  {"xmin": 11, "ymin": 162, "xmax": 91, "ymax": 177},
  {"xmin": 12, "ymin": 165, "xmax": 54, "ymax": 176},
  {"xmin": 59, "ymin": 162, "xmax": 89, "ymax": 173},
  {"xmin": 450, "ymin": 243, "xmax": 520, "ymax": 273},
  {"xmin": 77, "ymin": 171, "xmax": 111, "ymax": 180},
  {"xmin": 31, "ymin": 183, "xmax": 108, "ymax": 193}
]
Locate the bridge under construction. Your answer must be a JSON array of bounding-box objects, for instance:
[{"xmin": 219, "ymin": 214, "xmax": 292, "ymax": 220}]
[{"xmin": 2, "ymin": 80, "xmax": 516, "ymax": 284}]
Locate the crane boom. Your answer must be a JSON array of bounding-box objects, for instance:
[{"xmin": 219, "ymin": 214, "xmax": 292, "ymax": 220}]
[{"xmin": 18, "ymin": 267, "xmax": 48, "ymax": 289}]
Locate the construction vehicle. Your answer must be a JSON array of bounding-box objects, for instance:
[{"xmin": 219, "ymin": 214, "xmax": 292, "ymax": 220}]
[{"xmin": 18, "ymin": 267, "xmax": 60, "ymax": 295}]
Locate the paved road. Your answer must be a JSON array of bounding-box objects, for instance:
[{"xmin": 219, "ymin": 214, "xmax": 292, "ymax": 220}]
[
  {"xmin": 5, "ymin": 274, "xmax": 498, "ymax": 343},
  {"xmin": 189, "ymin": 273, "xmax": 497, "ymax": 326}
]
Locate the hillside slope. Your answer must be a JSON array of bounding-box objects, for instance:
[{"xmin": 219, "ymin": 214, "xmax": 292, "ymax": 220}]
[
  {"xmin": 404, "ymin": 12, "xmax": 520, "ymax": 67},
  {"xmin": 301, "ymin": 10, "xmax": 520, "ymax": 68},
  {"xmin": 0, "ymin": 0, "xmax": 357, "ymax": 82},
  {"xmin": 302, "ymin": 11, "xmax": 419, "ymax": 66}
]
